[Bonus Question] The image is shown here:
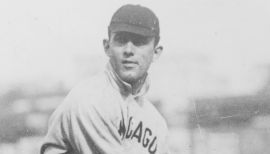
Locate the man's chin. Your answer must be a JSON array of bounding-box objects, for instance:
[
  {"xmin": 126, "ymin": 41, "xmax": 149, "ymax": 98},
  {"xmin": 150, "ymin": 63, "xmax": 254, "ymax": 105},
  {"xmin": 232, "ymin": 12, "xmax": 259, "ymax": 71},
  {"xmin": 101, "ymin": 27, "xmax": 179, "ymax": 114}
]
[
  {"xmin": 119, "ymin": 73, "xmax": 138, "ymax": 84},
  {"xmin": 122, "ymin": 76, "xmax": 137, "ymax": 84}
]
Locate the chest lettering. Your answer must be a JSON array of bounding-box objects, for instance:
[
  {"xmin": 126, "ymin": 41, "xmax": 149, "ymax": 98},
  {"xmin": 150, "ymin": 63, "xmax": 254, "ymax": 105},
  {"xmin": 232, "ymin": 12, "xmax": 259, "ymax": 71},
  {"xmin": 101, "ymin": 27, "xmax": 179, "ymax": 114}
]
[{"xmin": 118, "ymin": 116, "xmax": 157, "ymax": 154}]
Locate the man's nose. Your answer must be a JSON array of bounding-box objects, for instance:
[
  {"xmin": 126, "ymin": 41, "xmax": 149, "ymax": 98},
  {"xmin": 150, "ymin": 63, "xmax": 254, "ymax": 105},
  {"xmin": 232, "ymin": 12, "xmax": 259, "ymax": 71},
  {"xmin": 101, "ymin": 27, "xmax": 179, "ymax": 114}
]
[{"xmin": 123, "ymin": 41, "xmax": 134, "ymax": 56}]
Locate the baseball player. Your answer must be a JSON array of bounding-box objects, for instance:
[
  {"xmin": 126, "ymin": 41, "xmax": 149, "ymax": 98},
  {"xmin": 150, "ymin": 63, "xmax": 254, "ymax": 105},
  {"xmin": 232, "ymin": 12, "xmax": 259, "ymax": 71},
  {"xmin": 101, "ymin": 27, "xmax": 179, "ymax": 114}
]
[{"xmin": 40, "ymin": 4, "xmax": 170, "ymax": 154}]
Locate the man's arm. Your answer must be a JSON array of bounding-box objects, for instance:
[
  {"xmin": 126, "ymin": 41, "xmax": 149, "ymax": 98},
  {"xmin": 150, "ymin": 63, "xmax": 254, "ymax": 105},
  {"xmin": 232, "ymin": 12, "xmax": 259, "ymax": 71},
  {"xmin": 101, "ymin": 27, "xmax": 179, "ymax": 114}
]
[
  {"xmin": 40, "ymin": 102, "xmax": 74, "ymax": 154},
  {"xmin": 158, "ymin": 116, "xmax": 171, "ymax": 154},
  {"xmin": 40, "ymin": 92, "xmax": 123, "ymax": 154}
]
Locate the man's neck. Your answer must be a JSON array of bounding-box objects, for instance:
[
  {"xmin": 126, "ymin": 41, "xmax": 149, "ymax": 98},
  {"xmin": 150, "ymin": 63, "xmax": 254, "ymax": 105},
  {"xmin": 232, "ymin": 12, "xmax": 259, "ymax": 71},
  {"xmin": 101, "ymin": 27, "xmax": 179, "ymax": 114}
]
[
  {"xmin": 107, "ymin": 63, "xmax": 148, "ymax": 96},
  {"xmin": 127, "ymin": 75, "xmax": 147, "ymax": 95}
]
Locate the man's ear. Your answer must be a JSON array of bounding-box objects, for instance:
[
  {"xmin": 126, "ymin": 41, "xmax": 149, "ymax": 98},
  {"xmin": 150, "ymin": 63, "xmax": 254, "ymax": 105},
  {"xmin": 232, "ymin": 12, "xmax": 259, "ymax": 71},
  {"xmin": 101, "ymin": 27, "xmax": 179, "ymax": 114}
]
[
  {"xmin": 152, "ymin": 46, "xmax": 163, "ymax": 62},
  {"xmin": 103, "ymin": 39, "xmax": 111, "ymax": 57}
]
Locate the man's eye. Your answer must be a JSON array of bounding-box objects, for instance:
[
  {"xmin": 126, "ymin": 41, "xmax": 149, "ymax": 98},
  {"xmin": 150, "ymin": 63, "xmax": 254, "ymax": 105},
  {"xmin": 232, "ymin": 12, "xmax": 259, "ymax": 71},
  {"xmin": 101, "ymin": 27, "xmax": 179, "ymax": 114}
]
[
  {"xmin": 113, "ymin": 32, "xmax": 151, "ymax": 46},
  {"xmin": 114, "ymin": 35, "xmax": 128, "ymax": 44},
  {"xmin": 132, "ymin": 38, "xmax": 148, "ymax": 46}
]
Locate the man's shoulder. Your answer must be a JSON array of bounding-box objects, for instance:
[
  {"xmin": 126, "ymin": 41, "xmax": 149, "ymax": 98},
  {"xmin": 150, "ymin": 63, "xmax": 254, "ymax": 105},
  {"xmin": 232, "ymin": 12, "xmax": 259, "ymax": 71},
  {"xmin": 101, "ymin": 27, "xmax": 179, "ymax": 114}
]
[
  {"xmin": 63, "ymin": 72, "xmax": 109, "ymax": 108},
  {"xmin": 144, "ymin": 100, "xmax": 168, "ymax": 129},
  {"xmin": 74, "ymin": 73, "xmax": 106, "ymax": 93}
]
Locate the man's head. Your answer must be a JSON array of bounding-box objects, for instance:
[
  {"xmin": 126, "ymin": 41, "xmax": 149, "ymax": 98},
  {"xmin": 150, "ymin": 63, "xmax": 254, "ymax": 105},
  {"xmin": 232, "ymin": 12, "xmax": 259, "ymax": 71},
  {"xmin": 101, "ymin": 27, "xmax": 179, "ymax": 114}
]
[{"xmin": 103, "ymin": 4, "xmax": 163, "ymax": 85}]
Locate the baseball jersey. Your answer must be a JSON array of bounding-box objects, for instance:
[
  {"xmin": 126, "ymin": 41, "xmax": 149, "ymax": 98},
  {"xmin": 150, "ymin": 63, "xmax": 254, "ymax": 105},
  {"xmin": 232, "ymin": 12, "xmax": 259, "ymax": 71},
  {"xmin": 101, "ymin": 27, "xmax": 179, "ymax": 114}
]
[{"xmin": 40, "ymin": 63, "xmax": 170, "ymax": 154}]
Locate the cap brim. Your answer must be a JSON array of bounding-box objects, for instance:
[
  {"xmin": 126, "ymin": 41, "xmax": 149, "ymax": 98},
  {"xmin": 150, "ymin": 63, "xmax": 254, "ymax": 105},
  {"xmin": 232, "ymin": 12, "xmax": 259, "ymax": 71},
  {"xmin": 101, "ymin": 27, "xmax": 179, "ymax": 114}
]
[{"xmin": 109, "ymin": 23, "xmax": 155, "ymax": 37}]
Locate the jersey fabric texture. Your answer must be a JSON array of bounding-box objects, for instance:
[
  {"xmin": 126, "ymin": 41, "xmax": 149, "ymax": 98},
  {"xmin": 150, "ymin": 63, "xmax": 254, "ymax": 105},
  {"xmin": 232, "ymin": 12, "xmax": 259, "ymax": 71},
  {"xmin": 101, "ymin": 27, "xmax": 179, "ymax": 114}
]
[{"xmin": 40, "ymin": 63, "xmax": 170, "ymax": 154}]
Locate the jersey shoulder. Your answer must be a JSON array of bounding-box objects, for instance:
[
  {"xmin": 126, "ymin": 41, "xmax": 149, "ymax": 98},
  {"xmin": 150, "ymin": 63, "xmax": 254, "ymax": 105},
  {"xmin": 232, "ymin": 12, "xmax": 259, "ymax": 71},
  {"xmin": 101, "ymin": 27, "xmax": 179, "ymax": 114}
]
[
  {"xmin": 61, "ymin": 72, "xmax": 111, "ymax": 111},
  {"xmin": 144, "ymin": 99, "xmax": 168, "ymax": 131}
]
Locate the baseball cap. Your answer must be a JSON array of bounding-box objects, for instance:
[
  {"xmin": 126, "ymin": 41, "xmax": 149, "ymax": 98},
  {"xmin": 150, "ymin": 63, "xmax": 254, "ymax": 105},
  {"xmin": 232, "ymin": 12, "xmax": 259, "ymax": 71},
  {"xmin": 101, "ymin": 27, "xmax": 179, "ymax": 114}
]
[{"xmin": 108, "ymin": 4, "xmax": 160, "ymax": 38}]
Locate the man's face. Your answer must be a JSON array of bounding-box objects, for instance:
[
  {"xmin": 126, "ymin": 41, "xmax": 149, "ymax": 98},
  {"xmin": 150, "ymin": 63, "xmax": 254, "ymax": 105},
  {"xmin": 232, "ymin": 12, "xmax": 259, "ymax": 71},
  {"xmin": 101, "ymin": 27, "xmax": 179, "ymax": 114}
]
[{"xmin": 104, "ymin": 31, "xmax": 162, "ymax": 84}]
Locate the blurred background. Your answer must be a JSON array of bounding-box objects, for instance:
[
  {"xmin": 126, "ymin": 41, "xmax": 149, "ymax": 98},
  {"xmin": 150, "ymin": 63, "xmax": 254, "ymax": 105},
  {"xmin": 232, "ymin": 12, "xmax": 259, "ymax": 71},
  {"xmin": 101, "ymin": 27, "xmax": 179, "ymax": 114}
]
[{"xmin": 1, "ymin": 0, "xmax": 270, "ymax": 153}]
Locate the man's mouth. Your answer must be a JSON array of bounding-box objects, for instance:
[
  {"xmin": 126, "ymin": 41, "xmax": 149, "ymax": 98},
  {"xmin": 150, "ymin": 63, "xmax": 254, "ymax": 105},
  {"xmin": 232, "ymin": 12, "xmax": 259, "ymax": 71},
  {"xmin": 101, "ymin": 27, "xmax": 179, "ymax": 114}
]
[{"xmin": 122, "ymin": 60, "xmax": 138, "ymax": 67}]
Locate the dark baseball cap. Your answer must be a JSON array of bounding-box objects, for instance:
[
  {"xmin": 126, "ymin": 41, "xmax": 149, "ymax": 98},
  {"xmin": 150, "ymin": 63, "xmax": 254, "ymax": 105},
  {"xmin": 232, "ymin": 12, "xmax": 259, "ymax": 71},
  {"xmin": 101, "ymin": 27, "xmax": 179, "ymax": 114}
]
[{"xmin": 108, "ymin": 4, "xmax": 160, "ymax": 38}]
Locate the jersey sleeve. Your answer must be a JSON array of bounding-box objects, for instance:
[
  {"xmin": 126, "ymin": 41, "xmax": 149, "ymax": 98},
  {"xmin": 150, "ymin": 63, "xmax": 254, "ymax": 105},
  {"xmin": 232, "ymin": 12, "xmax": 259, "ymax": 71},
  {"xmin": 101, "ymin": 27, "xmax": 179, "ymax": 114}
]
[
  {"xmin": 40, "ymin": 89, "xmax": 123, "ymax": 154},
  {"xmin": 158, "ymin": 117, "xmax": 171, "ymax": 154},
  {"xmin": 40, "ymin": 97, "xmax": 76, "ymax": 154},
  {"xmin": 160, "ymin": 132, "xmax": 171, "ymax": 154}
]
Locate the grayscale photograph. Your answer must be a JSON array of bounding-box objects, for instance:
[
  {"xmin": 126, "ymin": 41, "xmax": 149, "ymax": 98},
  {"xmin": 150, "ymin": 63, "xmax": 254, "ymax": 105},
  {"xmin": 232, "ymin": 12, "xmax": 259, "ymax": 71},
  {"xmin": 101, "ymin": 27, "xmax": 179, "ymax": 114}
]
[{"xmin": 0, "ymin": 0, "xmax": 270, "ymax": 154}]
